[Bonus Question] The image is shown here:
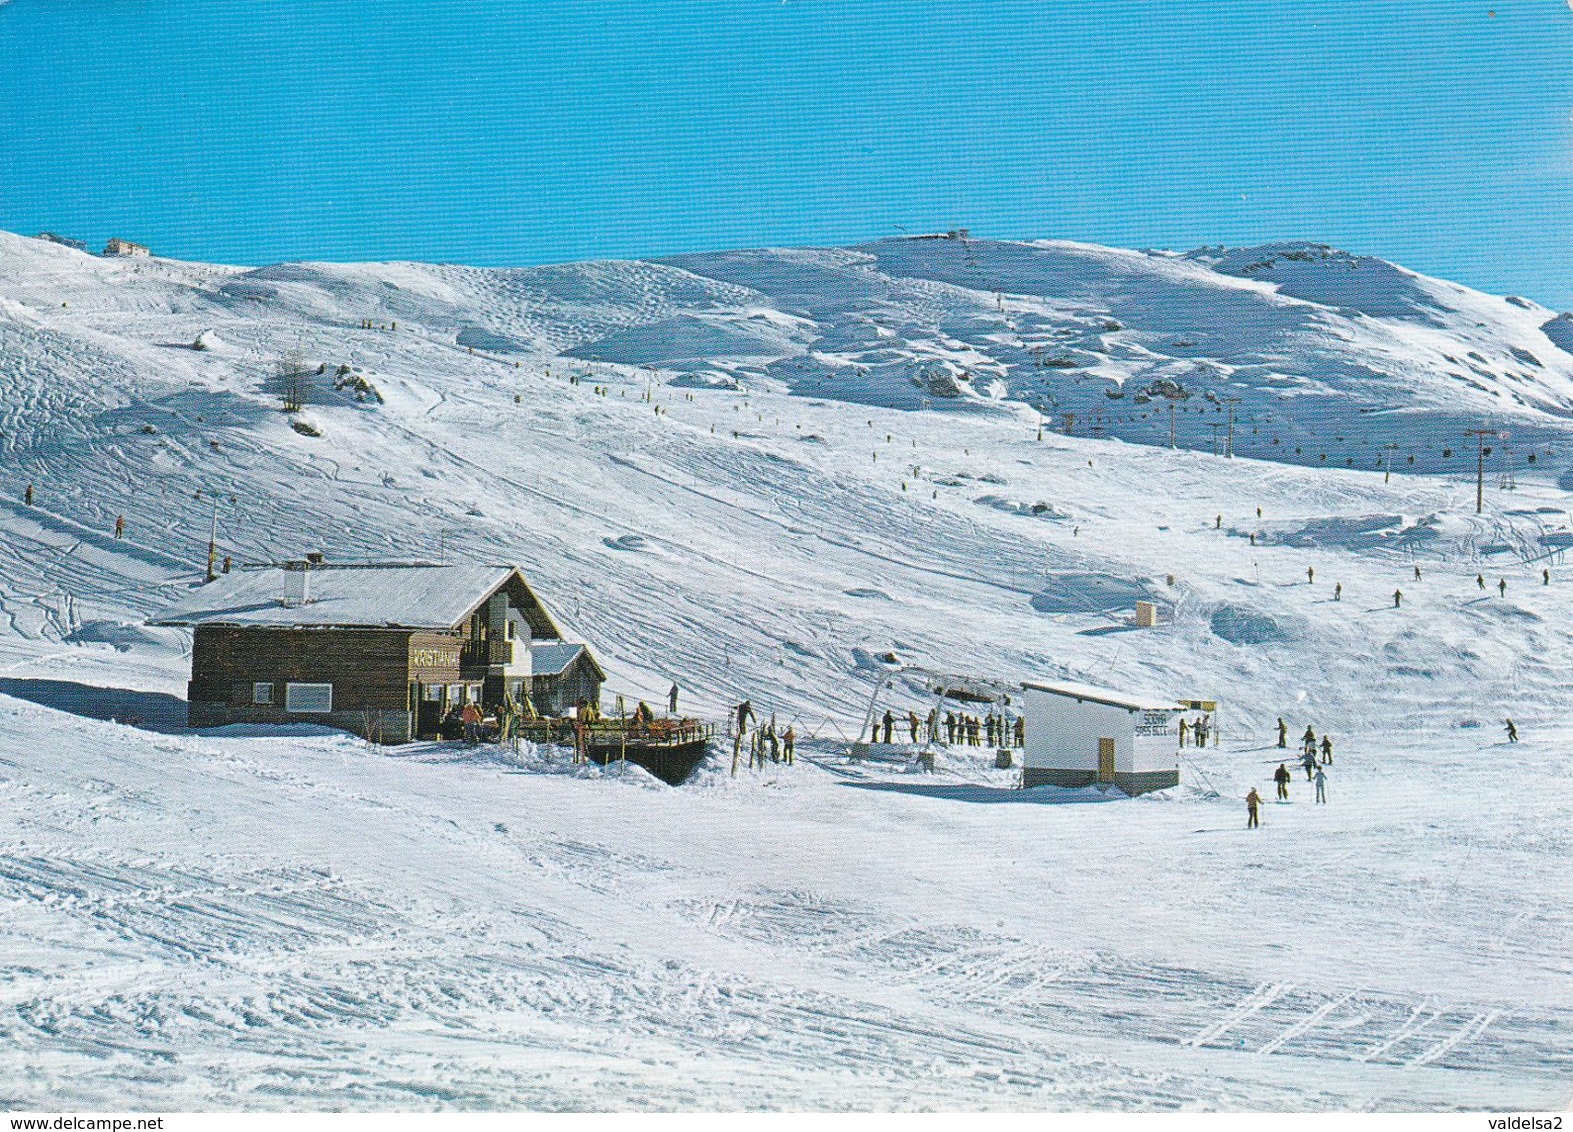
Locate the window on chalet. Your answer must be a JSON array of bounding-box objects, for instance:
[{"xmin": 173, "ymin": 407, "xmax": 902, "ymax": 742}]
[
  {"xmin": 285, "ymin": 682, "xmax": 333, "ymax": 713},
  {"xmin": 253, "ymin": 682, "xmax": 273, "ymax": 705}
]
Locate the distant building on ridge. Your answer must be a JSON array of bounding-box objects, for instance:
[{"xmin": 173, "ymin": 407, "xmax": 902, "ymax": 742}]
[{"xmin": 103, "ymin": 237, "xmax": 151, "ymax": 258}]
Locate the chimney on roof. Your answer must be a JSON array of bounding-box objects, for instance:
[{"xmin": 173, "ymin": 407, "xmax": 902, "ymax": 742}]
[{"xmin": 282, "ymin": 560, "xmax": 313, "ymax": 606}]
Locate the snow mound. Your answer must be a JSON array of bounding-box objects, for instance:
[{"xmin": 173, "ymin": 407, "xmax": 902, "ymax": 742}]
[
  {"xmin": 66, "ymin": 620, "xmax": 184, "ymax": 653},
  {"xmin": 1540, "ymin": 312, "xmax": 1573, "ymax": 355},
  {"xmin": 565, "ymin": 312, "xmax": 810, "ymax": 367},
  {"xmin": 975, "ymin": 495, "xmax": 1062, "ymax": 519},
  {"xmin": 1191, "ymin": 241, "xmax": 1458, "ymax": 325},
  {"xmin": 1209, "ymin": 605, "xmax": 1292, "ymax": 645},
  {"xmin": 1031, "ymin": 573, "xmax": 1153, "ymax": 615},
  {"xmin": 455, "ymin": 325, "xmax": 534, "ymax": 353}
]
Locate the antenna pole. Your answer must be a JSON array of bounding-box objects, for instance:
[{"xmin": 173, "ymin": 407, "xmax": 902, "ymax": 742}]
[{"xmin": 1466, "ymin": 429, "xmax": 1490, "ymax": 514}]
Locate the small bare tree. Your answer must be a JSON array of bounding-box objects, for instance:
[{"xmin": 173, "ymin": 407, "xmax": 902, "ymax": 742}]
[{"xmin": 277, "ymin": 352, "xmax": 312, "ymax": 414}]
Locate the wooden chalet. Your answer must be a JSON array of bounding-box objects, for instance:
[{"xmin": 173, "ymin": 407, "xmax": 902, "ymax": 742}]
[{"xmin": 150, "ymin": 560, "xmax": 603, "ymax": 742}]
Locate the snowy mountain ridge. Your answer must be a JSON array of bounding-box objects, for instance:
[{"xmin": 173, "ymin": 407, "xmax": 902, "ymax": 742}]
[{"xmin": 8, "ymin": 229, "xmax": 1573, "ymax": 464}]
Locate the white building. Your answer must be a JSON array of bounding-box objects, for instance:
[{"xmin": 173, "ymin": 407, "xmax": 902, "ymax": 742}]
[
  {"xmin": 103, "ymin": 237, "xmax": 150, "ymax": 258},
  {"xmin": 1019, "ymin": 680, "xmax": 1182, "ymax": 795}
]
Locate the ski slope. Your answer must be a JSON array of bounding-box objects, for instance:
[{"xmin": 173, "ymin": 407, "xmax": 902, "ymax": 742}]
[{"xmin": 1, "ymin": 229, "xmax": 1571, "ymax": 1110}]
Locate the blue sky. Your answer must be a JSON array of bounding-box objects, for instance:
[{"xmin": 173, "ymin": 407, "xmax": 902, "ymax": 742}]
[{"xmin": 3, "ymin": 0, "xmax": 1573, "ymax": 303}]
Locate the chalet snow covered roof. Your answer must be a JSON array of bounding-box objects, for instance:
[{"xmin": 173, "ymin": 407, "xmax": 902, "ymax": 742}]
[
  {"xmin": 1020, "ymin": 679, "xmax": 1180, "ymax": 713},
  {"xmin": 150, "ymin": 564, "xmax": 559, "ymax": 633},
  {"xmin": 528, "ymin": 641, "xmax": 607, "ymax": 681}
]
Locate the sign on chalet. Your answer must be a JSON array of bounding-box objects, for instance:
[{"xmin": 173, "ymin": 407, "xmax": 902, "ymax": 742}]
[{"xmin": 151, "ymin": 561, "xmax": 605, "ymax": 742}]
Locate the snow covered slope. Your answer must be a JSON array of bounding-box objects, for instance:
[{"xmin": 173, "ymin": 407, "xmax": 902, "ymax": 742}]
[{"xmin": 1, "ymin": 228, "xmax": 1572, "ymax": 1109}]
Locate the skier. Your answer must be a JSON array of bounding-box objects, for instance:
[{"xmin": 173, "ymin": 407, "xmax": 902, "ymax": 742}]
[
  {"xmin": 1477, "ymin": 574, "xmax": 1486, "ymax": 590},
  {"xmin": 945, "ymin": 712, "xmax": 957, "ymax": 745},
  {"xmin": 23, "ymin": 484, "xmax": 33, "ymax": 506},
  {"xmin": 736, "ymin": 700, "xmax": 754, "ymax": 738},
  {"xmin": 908, "ymin": 711, "xmax": 920, "ymax": 744},
  {"xmin": 1314, "ymin": 765, "xmax": 1327, "ymax": 804},
  {"xmin": 882, "ymin": 710, "xmax": 895, "ymax": 745},
  {"xmin": 1334, "ymin": 582, "xmax": 1342, "ymax": 601},
  {"xmin": 1498, "ymin": 578, "xmax": 1507, "ymax": 597},
  {"xmin": 222, "ymin": 555, "xmax": 232, "ymax": 574},
  {"xmin": 782, "ymin": 725, "xmax": 795, "ymax": 764},
  {"xmin": 1320, "ymin": 735, "xmax": 1333, "ymax": 764},
  {"xmin": 1394, "ymin": 588, "xmax": 1403, "ymax": 608},
  {"xmin": 1215, "ymin": 514, "xmax": 1222, "ymax": 529},
  {"xmin": 1302, "ymin": 726, "xmax": 1316, "ymax": 754},
  {"xmin": 1544, "ymin": 568, "xmax": 1551, "ymax": 586},
  {"xmin": 1256, "ymin": 506, "xmax": 1262, "ymax": 519},
  {"xmin": 927, "ymin": 707, "xmax": 938, "ymax": 742},
  {"xmin": 1505, "ymin": 718, "xmax": 1519, "ymax": 744},
  {"xmin": 1273, "ymin": 762, "xmax": 1291, "ymax": 801},
  {"xmin": 1414, "ymin": 565, "xmax": 1422, "ymax": 581},
  {"xmin": 1307, "ymin": 566, "xmax": 1315, "ymax": 584},
  {"xmin": 1195, "ymin": 715, "xmax": 1209, "ymax": 748},
  {"xmin": 1301, "ymin": 748, "xmax": 1318, "ymax": 781},
  {"xmin": 1178, "ymin": 717, "xmax": 1190, "ymax": 748},
  {"xmin": 1014, "ymin": 717, "xmax": 1025, "ymax": 747},
  {"xmin": 113, "ymin": 515, "xmax": 125, "ymax": 539},
  {"xmin": 1246, "ymin": 788, "xmax": 1262, "ymax": 829},
  {"xmin": 668, "ymin": 682, "xmax": 679, "ymax": 715},
  {"xmin": 1276, "ymin": 717, "xmax": 1288, "ymax": 748}
]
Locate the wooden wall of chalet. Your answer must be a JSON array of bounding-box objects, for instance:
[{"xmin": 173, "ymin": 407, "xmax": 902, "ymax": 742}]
[
  {"xmin": 190, "ymin": 626, "xmax": 413, "ymax": 713},
  {"xmin": 531, "ymin": 652, "xmax": 603, "ymax": 716}
]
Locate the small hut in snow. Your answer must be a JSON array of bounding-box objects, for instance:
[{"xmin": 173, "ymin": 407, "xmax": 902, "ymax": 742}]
[{"xmin": 1019, "ymin": 680, "xmax": 1181, "ymax": 795}]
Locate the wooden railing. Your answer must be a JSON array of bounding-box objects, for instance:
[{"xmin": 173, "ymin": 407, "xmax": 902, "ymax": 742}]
[
  {"xmin": 459, "ymin": 638, "xmax": 516, "ymax": 669},
  {"xmin": 515, "ymin": 717, "xmax": 713, "ymax": 751}
]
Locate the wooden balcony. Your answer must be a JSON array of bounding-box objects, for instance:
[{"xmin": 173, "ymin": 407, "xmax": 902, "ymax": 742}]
[{"xmin": 461, "ymin": 638, "xmax": 522, "ymax": 671}]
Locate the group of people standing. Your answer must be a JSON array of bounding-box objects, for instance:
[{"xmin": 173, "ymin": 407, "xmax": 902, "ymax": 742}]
[
  {"xmin": 1177, "ymin": 714, "xmax": 1214, "ymax": 748},
  {"xmin": 866, "ymin": 708, "xmax": 1025, "ymax": 749}
]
